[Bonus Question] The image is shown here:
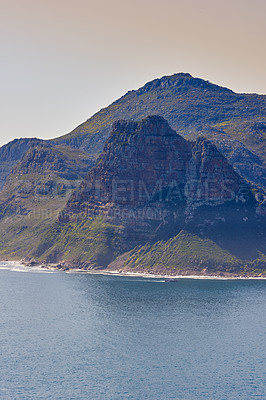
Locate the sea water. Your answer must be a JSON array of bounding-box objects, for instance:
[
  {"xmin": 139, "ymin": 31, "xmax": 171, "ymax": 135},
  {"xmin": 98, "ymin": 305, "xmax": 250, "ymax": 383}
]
[{"xmin": 0, "ymin": 262, "xmax": 265, "ymax": 400}]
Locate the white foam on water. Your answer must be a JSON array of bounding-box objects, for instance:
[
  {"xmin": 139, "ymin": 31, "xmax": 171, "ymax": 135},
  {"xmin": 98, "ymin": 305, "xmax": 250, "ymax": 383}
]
[
  {"xmin": 0, "ymin": 261, "xmax": 265, "ymax": 279},
  {"xmin": 0, "ymin": 261, "xmax": 57, "ymax": 274}
]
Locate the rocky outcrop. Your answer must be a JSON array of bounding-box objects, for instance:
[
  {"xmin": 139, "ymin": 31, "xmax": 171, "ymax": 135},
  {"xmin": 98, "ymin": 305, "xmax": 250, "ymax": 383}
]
[
  {"xmin": 185, "ymin": 137, "xmax": 240, "ymax": 202},
  {"xmin": 63, "ymin": 116, "xmax": 242, "ymax": 217},
  {"xmin": 12, "ymin": 141, "xmax": 95, "ymax": 179},
  {"xmin": 67, "ymin": 116, "xmax": 191, "ymax": 208}
]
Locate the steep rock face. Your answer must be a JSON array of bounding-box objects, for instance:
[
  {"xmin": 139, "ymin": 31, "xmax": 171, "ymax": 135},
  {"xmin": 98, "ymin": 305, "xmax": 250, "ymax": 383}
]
[
  {"xmin": 68, "ymin": 116, "xmax": 191, "ymax": 208},
  {"xmin": 34, "ymin": 116, "xmax": 266, "ymax": 269},
  {"xmin": 65, "ymin": 116, "xmax": 242, "ymax": 216},
  {"xmin": 185, "ymin": 138, "xmax": 240, "ymax": 202},
  {"xmin": 14, "ymin": 141, "xmax": 94, "ymax": 180},
  {"xmin": 0, "ymin": 138, "xmax": 42, "ymax": 162}
]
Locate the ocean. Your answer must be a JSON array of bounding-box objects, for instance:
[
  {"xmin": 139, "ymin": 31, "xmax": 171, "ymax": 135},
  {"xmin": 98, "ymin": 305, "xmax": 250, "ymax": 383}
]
[{"xmin": 0, "ymin": 262, "xmax": 265, "ymax": 400}]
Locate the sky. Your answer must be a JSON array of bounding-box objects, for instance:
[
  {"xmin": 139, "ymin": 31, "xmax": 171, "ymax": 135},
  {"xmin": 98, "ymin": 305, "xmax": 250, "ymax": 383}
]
[{"xmin": 0, "ymin": 0, "xmax": 266, "ymax": 147}]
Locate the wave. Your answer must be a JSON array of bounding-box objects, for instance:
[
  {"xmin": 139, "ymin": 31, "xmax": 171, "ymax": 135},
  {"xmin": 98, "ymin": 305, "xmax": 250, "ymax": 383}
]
[{"xmin": 0, "ymin": 261, "xmax": 56, "ymax": 274}]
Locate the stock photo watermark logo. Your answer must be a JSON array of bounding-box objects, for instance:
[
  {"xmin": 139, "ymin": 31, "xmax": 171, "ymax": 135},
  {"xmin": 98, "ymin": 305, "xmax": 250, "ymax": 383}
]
[
  {"xmin": 12, "ymin": 176, "xmax": 77, "ymax": 198},
  {"xmin": 11, "ymin": 174, "xmax": 259, "ymax": 221},
  {"xmin": 81, "ymin": 177, "xmax": 246, "ymax": 203}
]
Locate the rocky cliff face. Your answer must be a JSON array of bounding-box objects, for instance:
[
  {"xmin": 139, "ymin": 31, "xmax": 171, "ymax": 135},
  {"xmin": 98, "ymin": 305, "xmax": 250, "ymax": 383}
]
[
  {"xmin": 13, "ymin": 141, "xmax": 94, "ymax": 180},
  {"xmin": 36, "ymin": 116, "xmax": 265, "ymax": 270},
  {"xmin": 64, "ymin": 116, "xmax": 243, "ymax": 216},
  {"xmin": 185, "ymin": 137, "xmax": 240, "ymax": 202},
  {"xmin": 67, "ymin": 116, "xmax": 191, "ymax": 208}
]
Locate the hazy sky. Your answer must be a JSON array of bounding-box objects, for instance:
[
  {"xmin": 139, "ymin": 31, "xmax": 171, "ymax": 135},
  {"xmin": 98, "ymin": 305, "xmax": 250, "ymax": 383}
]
[{"xmin": 0, "ymin": 0, "xmax": 265, "ymax": 147}]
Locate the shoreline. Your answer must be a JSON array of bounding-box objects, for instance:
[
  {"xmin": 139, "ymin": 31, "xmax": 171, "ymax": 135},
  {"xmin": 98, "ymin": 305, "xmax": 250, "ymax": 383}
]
[
  {"xmin": 65, "ymin": 269, "xmax": 266, "ymax": 280},
  {"xmin": 0, "ymin": 260, "xmax": 266, "ymax": 280}
]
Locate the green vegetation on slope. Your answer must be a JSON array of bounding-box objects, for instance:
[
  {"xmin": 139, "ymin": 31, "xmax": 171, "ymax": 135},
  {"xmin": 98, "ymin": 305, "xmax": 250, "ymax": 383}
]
[
  {"xmin": 115, "ymin": 231, "xmax": 266, "ymax": 276},
  {"xmin": 34, "ymin": 216, "xmax": 122, "ymax": 267}
]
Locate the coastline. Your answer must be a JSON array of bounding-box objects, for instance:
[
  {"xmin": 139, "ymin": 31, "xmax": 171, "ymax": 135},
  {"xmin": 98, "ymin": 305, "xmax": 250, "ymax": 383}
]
[
  {"xmin": 1, "ymin": 260, "xmax": 266, "ymax": 280},
  {"xmin": 65, "ymin": 269, "xmax": 266, "ymax": 280}
]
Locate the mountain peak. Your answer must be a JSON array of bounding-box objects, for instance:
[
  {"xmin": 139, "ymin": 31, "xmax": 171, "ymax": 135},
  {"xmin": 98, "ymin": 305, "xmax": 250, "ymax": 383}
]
[
  {"xmin": 135, "ymin": 72, "xmax": 234, "ymax": 96},
  {"xmin": 112, "ymin": 115, "xmax": 176, "ymax": 137}
]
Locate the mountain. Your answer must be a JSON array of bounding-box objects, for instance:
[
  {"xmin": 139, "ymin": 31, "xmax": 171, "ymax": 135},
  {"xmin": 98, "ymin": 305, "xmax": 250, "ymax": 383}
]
[
  {"xmin": 33, "ymin": 116, "xmax": 266, "ymax": 276},
  {"xmin": 54, "ymin": 73, "xmax": 266, "ymax": 189},
  {"xmin": 0, "ymin": 73, "xmax": 265, "ymax": 193},
  {"xmin": 0, "ymin": 73, "xmax": 265, "ymax": 276}
]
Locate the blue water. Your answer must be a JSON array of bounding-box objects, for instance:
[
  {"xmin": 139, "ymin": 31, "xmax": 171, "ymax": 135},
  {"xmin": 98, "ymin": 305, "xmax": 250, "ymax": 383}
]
[{"xmin": 0, "ymin": 264, "xmax": 265, "ymax": 400}]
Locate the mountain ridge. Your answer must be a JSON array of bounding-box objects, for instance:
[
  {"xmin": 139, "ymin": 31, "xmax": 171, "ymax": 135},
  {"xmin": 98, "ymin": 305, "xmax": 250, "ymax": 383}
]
[
  {"xmin": 1, "ymin": 73, "xmax": 265, "ymax": 190},
  {"xmin": 53, "ymin": 73, "xmax": 266, "ymax": 189}
]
